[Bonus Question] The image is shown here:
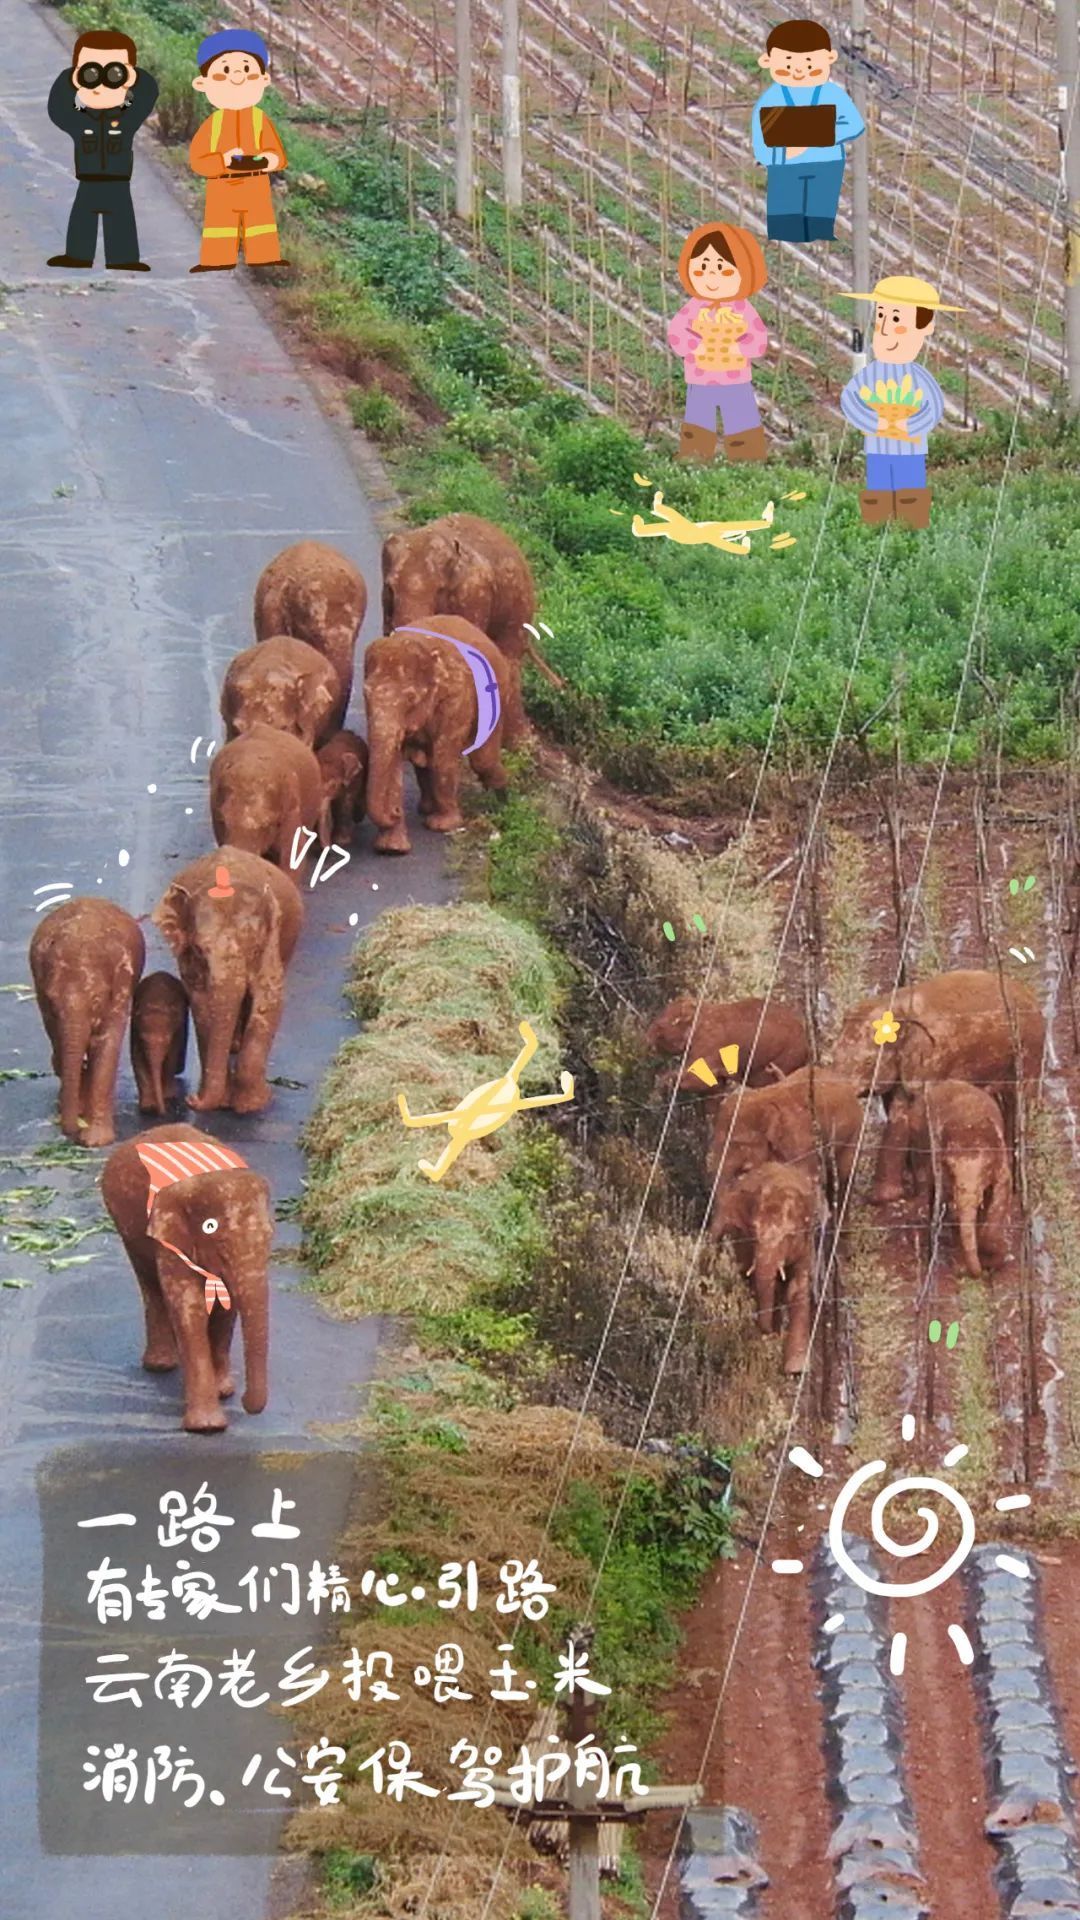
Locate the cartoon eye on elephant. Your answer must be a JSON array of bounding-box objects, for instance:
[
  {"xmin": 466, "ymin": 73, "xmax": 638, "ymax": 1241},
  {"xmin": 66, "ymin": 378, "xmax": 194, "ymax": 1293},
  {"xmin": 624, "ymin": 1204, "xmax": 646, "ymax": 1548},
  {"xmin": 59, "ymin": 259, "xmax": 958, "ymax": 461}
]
[
  {"xmin": 210, "ymin": 721, "xmax": 327, "ymax": 876},
  {"xmin": 381, "ymin": 512, "xmax": 563, "ymax": 747},
  {"xmin": 102, "ymin": 1125, "xmax": 272, "ymax": 1433},
  {"xmin": 221, "ymin": 635, "xmax": 341, "ymax": 750},
  {"xmin": 711, "ymin": 1161, "xmax": 827, "ymax": 1374},
  {"xmin": 830, "ymin": 969, "xmax": 1045, "ymax": 1202},
  {"xmin": 153, "ymin": 847, "xmax": 303, "ymax": 1113},
  {"xmin": 647, "ymin": 994, "xmax": 809, "ymax": 1093},
  {"xmin": 254, "ymin": 540, "xmax": 367, "ymax": 730},
  {"xmin": 709, "ymin": 1065, "xmax": 863, "ymax": 1206},
  {"xmin": 131, "ymin": 971, "xmax": 189, "ymax": 1115},
  {"xmin": 30, "ymin": 897, "xmax": 145, "ymax": 1148},
  {"xmin": 364, "ymin": 615, "xmax": 510, "ymax": 855},
  {"xmin": 909, "ymin": 1079, "xmax": 1012, "ymax": 1276}
]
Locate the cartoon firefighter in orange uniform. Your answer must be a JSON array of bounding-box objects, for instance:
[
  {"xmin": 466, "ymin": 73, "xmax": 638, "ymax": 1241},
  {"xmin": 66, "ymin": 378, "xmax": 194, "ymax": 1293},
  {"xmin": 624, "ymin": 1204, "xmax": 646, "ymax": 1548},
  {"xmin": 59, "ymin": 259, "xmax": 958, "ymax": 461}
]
[{"xmin": 188, "ymin": 29, "xmax": 288, "ymax": 273}]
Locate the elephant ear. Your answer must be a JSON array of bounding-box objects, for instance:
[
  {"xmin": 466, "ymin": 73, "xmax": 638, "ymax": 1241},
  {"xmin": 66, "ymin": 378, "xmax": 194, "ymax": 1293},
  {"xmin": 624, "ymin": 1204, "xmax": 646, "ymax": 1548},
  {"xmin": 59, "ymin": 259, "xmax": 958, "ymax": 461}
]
[
  {"xmin": 253, "ymin": 883, "xmax": 287, "ymax": 996},
  {"xmin": 147, "ymin": 1173, "xmax": 204, "ymax": 1260},
  {"xmin": 152, "ymin": 881, "xmax": 191, "ymax": 956},
  {"xmin": 299, "ymin": 667, "xmax": 338, "ymax": 738}
]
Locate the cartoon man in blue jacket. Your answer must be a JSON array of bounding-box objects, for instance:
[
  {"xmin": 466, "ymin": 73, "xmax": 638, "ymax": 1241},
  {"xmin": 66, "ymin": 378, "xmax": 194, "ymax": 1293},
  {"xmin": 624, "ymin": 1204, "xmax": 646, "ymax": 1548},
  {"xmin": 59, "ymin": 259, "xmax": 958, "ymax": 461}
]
[{"xmin": 752, "ymin": 19, "xmax": 865, "ymax": 242}]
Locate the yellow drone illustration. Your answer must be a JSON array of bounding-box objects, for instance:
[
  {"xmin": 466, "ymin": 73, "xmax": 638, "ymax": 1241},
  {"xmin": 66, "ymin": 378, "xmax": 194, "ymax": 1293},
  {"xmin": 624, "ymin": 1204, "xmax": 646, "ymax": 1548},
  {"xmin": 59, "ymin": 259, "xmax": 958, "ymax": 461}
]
[{"xmin": 397, "ymin": 1021, "xmax": 575, "ymax": 1183}]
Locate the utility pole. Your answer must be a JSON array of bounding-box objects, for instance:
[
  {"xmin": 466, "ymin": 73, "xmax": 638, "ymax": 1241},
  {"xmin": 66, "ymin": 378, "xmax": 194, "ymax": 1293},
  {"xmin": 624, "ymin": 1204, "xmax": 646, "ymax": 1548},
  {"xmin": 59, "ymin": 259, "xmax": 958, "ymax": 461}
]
[
  {"xmin": 848, "ymin": 0, "xmax": 872, "ymax": 371},
  {"xmin": 502, "ymin": 0, "xmax": 524, "ymax": 207},
  {"xmin": 454, "ymin": 0, "xmax": 473, "ymax": 220},
  {"xmin": 489, "ymin": 1625, "xmax": 701, "ymax": 1920},
  {"xmin": 1055, "ymin": 0, "xmax": 1080, "ymax": 404}
]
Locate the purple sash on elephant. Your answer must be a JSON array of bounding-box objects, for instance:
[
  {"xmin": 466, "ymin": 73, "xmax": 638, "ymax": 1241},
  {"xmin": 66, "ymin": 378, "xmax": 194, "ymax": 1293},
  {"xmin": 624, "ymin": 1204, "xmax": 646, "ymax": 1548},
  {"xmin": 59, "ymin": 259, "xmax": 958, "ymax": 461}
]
[{"xmin": 395, "ymin": 625, "xmax": 501, "ymax": 754}]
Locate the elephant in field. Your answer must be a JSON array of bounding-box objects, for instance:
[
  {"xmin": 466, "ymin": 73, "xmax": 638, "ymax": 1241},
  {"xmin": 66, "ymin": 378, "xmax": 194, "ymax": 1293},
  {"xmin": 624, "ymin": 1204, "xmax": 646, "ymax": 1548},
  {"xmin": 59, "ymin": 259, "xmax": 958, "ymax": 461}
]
[
  {"xmin": 316, "ymin": 728, "xmax": 368, "ymax": 844},
  {"xmin": 210, "ymin": 722, "xmax": 325, "ymax": 876},
  {"xmin": 381, "ymin": 512, "xmax": 562, "ymax": 745},
  {"xmin": 30, "ymin": 898, "xmax": 145, "ymax": 1148},
  {"xmin": 131, "ymin": 971, "xmax": 189, "ymax": 1116},
  {"xmin": 711, "ymin": 1161, "xmax": 827, "ymax": 1374},
  {"xmin": 830, "ymin": 969, "xmax": 1045, "ymax": 1201},
  {"xmin": 102, "ymin": 1124, "xmax": 273, "ymax": 1433},
  {"xmin": 364, "ymin": 616, "xmax": 509, "ymax": 854},
  {"xmin": 909, "ymin": 1079, "xmax": 1012, "ymax": 1277},
  {"xmin": 254, "ymin": 541, "xmax": 367, "ymax": 728},
  {"xmin": 647, "ymin": 994, "xmax": 809, "ymax": 1092},
  {"xmin": 708, "ymin": 1065, "xmax": 864, "ymax": 1204},
  {"xmin": 152, "ymin": 848, "xmax": 303, "ymax": 1114},
  {"xmin": 221, "ymin": 636, "xmax": 341, "ymax": 749}
]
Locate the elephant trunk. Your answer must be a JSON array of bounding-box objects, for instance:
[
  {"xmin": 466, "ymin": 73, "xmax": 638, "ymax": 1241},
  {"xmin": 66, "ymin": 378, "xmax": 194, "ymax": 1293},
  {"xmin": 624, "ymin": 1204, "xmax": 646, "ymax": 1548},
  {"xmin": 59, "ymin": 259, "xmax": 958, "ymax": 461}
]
[
  {"xmin": 953, "ymin": 1171, "xmax": 984, "ymax": 1277},
  {"xmin": 58, "ymin": 1014, "xmax": 91, "ymax": 1138},
  {"xmin": 233, "ymin": 1256, "xmax": 269, "ymax": 1414},
  {"xmin": 190, "ymin": 984, "xmax": 246, "ymax": 1111},
  {"xmin": 365, "ymin": 715, "xmax": 410, "ymax": 853}
]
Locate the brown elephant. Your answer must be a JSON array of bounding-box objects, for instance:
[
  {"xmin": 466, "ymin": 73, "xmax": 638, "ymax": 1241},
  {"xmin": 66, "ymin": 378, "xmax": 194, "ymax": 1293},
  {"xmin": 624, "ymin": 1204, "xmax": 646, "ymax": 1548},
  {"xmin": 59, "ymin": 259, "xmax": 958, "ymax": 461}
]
[
  {"xmin": 647, "ymin": 995, "xmax": 809, "ymax": 1092},
  {"xmin": 708, "ymin": 1065, "xmax": 864, "ymax": 1204},
  {"xmin": 254, "ymin": 541, "xmax": 367, "ymax": 727},
  {"xmin": 30, "ymin": 898, "xmax": 145, "ymax": 1148},
  {"xmin": 131, "ymin": 972, "xmax": 189, "ymax": 1116},
  {"xmin": 381, "ymin": 512, "xmax": 562, "ymax": 745},
  {"xmin": 909, "ymin": 1080, "xmax": 1012, "ymax": 1277},
  {"xmin": 152, "ymin": 848, "xmax": 303, "ymax": 1114},
  {"xmin": 711, "ymin": 1162, "xmax": 826, "ymax": 1374},
  {"xmin": 101, "ymin": 1125, "xmax": 272, "ymax": 1433},
  {"xmin": 364, "ymin": 616, "xmax": 509, "ymax": 855},
  {"xmin": 210, "ymin": 722, "xmax": 325, "ymax": 876},
  {"xmin": 317, "ymin": 728, "xmax": 368, "ymax": 844},
  {"xmin": 221, "ymin": 636, "xmax": 341, "ymax": 749},
  {"xmin": 831, "ymin": 970, "xmax": 1045, "ymax": 1201}
]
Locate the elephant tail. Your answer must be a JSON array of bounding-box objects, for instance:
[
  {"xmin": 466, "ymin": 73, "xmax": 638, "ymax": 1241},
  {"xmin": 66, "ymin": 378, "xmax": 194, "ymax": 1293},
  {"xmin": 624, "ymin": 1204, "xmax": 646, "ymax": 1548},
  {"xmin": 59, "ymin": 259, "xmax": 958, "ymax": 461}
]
[{"xmin": 524, "ymin": 638, "xmax": 566, "ymax": 690}]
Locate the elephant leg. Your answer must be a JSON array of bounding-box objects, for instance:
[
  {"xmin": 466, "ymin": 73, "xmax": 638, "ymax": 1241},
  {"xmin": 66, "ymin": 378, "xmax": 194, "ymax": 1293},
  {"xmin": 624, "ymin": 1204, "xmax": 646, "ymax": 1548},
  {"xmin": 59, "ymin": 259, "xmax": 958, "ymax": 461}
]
[
  {"xmin": 129, "ymin": 1238, "xmax": 178, "ymax": 1372},
  {"xmin": 56, "ymin": 1012, "xmax": 91, "ymax": 1142},
  {"xmin": 41, "ymin": 1001, "xmax": 63, "ymax": 1078},
  {"xmin": 470, "ymin": 731, "xmax": 509, "ymax": 794},
  {"xmin": 422, "ymin": 739, "xmax": 466, "ymax": 834},
  {"xmin": 873, "ymin": 1095, "xmax": 911, "ymax": 1202},
  {"xmin": 187, "ymin": 988, "xmax": 243, "ymax": 1112},
  {"xmin": 978, "ymin": 1158, "xmax": 1012, "ymax": 1269},
  {"xmin": 156, "ymin": 1256, "xmax": 229, "ymax": 1432},
  {"xmin": 414, "ymin": 761, "xmax": 436, "ymax": 818},
  {"xmin": 208, "ymin": 1304, "xmax": 238, "ymax": 1399},
  {"xmin": 498, "ymin": 654, "xmax": 529, "ymax": 747},
  {"xmin": 368, "ymin": 734, "xmax": 412, "ymax": 854},
  {"xmin": 81, "ymin": 1005, "xmax": 128, "ymax": 1148},
  {"xmin": 230, "ymin": 987, "xmax": 282, "ymax": 1113},
  {"xmin": 133, "ymin": 1032, "xmax": 163, "ymax": 1115},
  {"xmin": 782, "ymin": 1255, "xmax": 812, "ymax": 1374}
]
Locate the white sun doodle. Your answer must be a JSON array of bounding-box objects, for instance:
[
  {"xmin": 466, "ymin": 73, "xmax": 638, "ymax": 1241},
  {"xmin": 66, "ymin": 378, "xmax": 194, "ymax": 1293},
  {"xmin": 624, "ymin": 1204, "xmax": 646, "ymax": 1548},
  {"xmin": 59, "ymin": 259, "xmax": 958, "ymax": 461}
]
[{"xmin": 772, "ymin": 1424, "xmax": 1033, "ymax": 1674}]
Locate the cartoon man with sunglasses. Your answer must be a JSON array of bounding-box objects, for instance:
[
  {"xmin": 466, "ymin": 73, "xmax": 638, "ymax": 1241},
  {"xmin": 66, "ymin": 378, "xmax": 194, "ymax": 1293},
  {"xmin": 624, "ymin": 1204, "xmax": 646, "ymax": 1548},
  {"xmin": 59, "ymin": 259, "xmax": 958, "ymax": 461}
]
[{"xmin": 47, "ymin": 30, "xmax": 158, "ymax": 271}]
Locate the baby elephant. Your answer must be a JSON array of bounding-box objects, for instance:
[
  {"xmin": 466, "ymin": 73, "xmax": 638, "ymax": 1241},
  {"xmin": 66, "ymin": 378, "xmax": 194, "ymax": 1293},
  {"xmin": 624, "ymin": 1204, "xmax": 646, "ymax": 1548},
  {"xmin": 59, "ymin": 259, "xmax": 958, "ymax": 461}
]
[
  {"xmin": 909, "ymin": 1079, "xmax": 1012, "ymax": 1276},
  {"xmin": 317, "ymin": 728, "xmax": 368, "ymax": 844},
  {"xmin": 131, "ymin": 972, "xmax": 189, "ymax": 1115},
  {"xmin": 364, "ymin": 616, "xmax": 509, "ymax": 854},
  {"xmin": 254, "ymin": 540, "xmax": 367, "ymax": 728},
  {"xmin": 30, "ymin": 898, "xmax": 145, "ymax": 1147},
  {"xmin": 712, "ymin": 1162, "xmax": 826, "ymax": 1374},
  {"xmin": 647, "ymin": 994, "xmax": 809, "ymax": 1091},
  {"xmin": 101, "ymin": 1124, "xmax": 273, "ymax": 1434},
  {"xmin": 221, "ymin": 636, "xmax": 341, "ymax": 749},
  {"xmin": 210, "ymin": 722, "xmax": 325, "ymax": 875}
]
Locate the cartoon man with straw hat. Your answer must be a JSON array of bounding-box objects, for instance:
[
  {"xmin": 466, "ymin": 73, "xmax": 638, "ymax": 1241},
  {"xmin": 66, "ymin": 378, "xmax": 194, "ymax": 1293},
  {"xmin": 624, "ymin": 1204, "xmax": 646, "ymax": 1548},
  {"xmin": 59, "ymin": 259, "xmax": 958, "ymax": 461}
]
[{"xmin": 839, "ymin": 274, "xmax": 962, "ymax": 529}]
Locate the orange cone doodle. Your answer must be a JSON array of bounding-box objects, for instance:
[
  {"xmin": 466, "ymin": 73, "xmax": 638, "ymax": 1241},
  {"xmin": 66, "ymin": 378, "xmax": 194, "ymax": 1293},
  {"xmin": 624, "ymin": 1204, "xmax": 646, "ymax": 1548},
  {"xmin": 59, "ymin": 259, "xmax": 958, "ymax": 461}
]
[{"xmin": 397, "ymin": 1022, "xmax": 574, "ymax": 1183}]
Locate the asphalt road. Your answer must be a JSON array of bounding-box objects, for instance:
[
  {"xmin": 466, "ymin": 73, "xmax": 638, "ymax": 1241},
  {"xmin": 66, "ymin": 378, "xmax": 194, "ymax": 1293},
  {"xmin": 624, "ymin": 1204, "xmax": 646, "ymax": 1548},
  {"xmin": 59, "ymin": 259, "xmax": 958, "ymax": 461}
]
[{"xmin": 0, "ymin": 5, "xmax": 450, "ymax": 1914}]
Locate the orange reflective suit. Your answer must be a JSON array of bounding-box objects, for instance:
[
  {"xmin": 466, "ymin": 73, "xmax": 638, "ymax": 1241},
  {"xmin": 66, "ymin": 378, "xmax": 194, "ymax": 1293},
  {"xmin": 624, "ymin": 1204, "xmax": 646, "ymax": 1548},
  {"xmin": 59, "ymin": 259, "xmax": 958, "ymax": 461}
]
[{"xmin": 189, "ymin": 105, "xmax": 286, "ymax": 267}]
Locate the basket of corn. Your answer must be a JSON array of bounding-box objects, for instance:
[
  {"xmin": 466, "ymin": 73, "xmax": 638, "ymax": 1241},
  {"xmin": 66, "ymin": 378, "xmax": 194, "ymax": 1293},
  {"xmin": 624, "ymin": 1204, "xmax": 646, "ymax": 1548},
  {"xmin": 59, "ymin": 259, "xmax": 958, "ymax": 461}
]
[{"xmin": 859, "ymin": 371, "xmax": 923, "ymax": 435}]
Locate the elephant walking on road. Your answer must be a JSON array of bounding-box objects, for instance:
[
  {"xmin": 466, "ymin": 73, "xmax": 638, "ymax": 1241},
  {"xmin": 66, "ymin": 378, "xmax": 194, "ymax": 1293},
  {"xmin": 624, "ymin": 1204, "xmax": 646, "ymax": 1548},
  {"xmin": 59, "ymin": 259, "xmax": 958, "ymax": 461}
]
[
  {"xmin": 153, "ymin": 847, "xmax": 303, "ymax": 1114},
  {"xmin": 30, "ymin": 897, "xmax": 145, "ymax": 1148},
  {"xmin": 254, "ymin": 540, "xmax": 367, "ymax": 729},
  {"xmin": 102, "ymin": 1124, "xmax": 273, "ymax": 1433},
  {"xmin": 131, "ymin": 971, "xmax": 189, "ymax": 1115}
]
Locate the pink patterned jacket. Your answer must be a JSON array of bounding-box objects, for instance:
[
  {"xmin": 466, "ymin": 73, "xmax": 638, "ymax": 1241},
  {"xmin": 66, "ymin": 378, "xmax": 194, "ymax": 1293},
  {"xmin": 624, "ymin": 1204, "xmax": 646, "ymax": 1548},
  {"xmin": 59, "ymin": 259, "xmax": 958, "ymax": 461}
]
[{"xmin": 667, "ymin": 298, "xmax": 767, "ymax": 387}]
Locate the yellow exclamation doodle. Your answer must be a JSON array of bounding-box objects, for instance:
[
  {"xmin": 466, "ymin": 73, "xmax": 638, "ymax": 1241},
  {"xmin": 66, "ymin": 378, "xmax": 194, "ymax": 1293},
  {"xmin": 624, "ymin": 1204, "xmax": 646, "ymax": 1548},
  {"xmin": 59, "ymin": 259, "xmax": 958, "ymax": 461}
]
[
  {"xmin": 719, "ymin": 1044, "xmax": 740, "ymax": 1076},
  {"xmin": 688, "ymin": 1058, "xmax": 718, "ymax": 1086}
]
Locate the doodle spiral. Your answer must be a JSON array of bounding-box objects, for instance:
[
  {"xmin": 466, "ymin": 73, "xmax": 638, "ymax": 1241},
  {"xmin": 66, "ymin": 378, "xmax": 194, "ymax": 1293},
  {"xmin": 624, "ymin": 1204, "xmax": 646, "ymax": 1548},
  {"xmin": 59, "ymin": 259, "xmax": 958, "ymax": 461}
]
[{"xmin": 828, "ymin": 1458, "xmax": 976, "ymax": 1598}]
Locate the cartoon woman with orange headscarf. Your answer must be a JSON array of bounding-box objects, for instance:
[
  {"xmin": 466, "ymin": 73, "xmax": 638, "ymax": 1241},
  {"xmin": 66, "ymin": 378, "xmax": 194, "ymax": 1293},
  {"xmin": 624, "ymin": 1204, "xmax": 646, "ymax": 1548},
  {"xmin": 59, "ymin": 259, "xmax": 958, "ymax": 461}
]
[{"xmin": 668, "ymin": 223, "xmax": 769, "ymax": 465}]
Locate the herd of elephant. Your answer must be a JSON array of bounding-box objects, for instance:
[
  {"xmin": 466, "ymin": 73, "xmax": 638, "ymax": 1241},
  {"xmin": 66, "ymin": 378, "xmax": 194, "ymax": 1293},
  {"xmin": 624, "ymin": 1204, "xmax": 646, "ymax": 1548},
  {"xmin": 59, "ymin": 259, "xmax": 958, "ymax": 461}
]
[
  {"xmin": 26, "ymin": 512, "xmax": 558, "ymax": 1433},
  {"xmin": 646, "ymin": 968, "xmax": 1046, "ymax": 1375}
]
